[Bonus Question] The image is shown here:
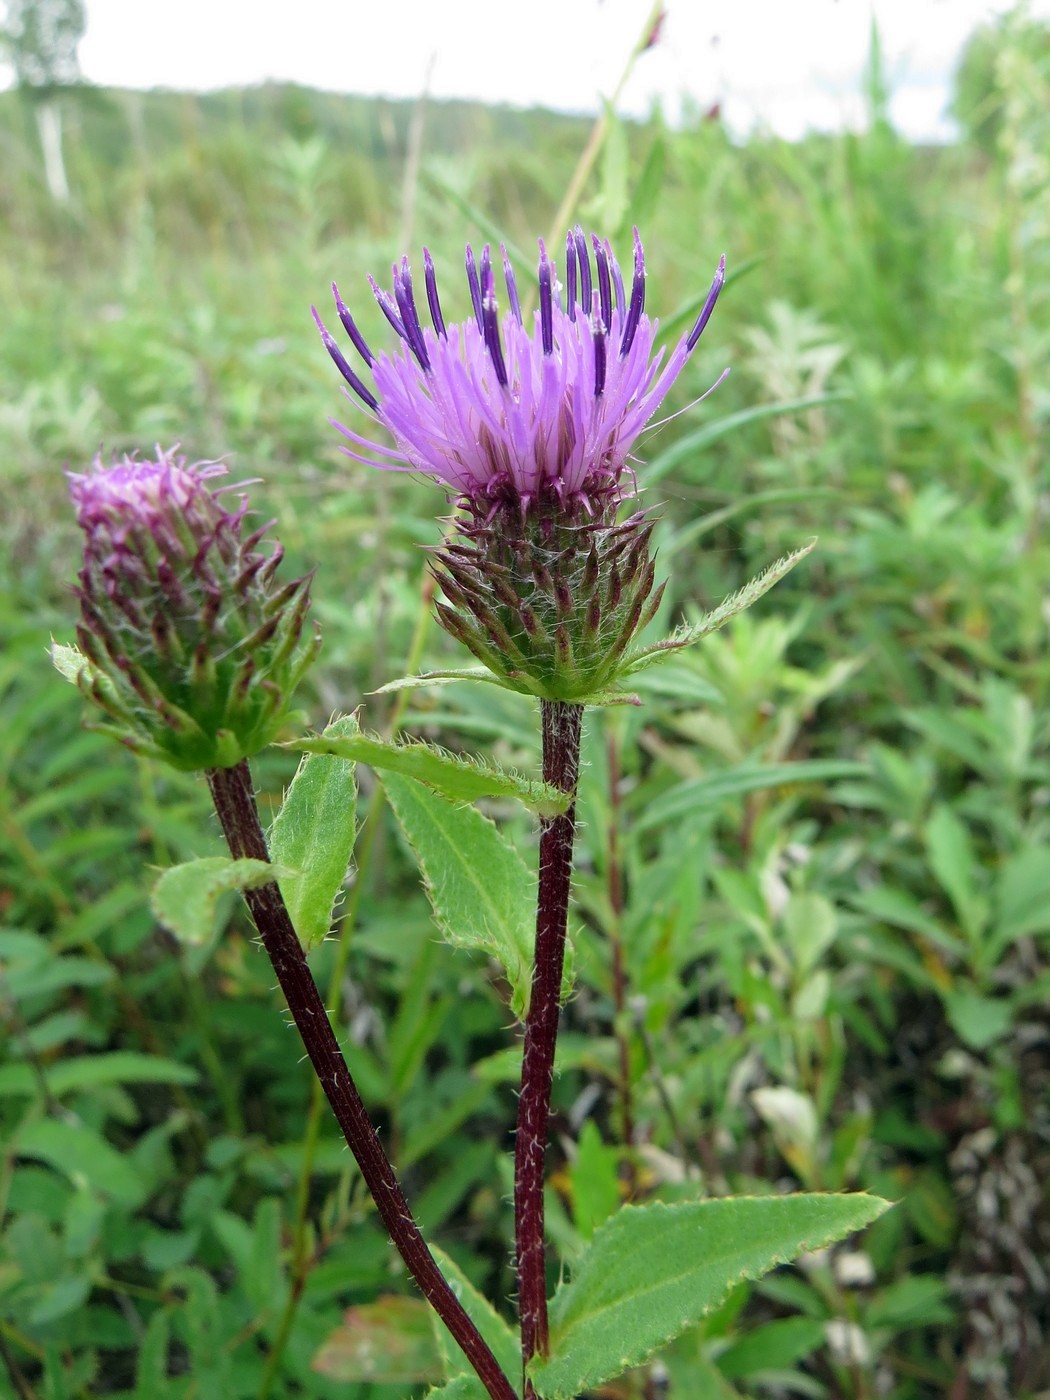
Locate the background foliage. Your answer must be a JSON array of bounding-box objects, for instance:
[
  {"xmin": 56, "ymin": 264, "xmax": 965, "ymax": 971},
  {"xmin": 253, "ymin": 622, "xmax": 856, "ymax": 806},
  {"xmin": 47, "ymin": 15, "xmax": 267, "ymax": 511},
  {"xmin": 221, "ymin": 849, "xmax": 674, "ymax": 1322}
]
[{"xmin": 1, "ymin": 8, "xmax": 1049, "ymax": 1397}]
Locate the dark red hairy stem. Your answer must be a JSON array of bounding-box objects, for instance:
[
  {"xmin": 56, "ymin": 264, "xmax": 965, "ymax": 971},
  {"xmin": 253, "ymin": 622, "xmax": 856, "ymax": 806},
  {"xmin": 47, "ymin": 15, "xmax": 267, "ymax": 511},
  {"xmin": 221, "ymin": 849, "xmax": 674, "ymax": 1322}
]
[
  {"xmin": 515, "ymin": 701, "xmax": 584, "ymax": 1392},
  {"xmin": 206, "ymin": 760, "xmax": 519, "ymax": 1400}
]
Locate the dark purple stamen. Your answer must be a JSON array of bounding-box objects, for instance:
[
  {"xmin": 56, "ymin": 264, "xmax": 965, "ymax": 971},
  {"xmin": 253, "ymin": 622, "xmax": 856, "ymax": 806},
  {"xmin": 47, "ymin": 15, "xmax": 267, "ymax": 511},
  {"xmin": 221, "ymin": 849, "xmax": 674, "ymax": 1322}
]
[
  {"xmin": 423, "ymin": 247, "xmax": 447, "ymax": 339},
  {"xmin": 538, "ymin": 241, "xmax": 554, "ymax": 356},
  {"xmin": 592, "ymin": 233, "xmax": 612, "ymax": 330},
  {"xmin": 311, "ymin": 307, "xmax": 379, "ymax": 412},
  {"xmin": 687, "ymin": 254, "xmax": 727, "ymax": 351},
  {"xmin": 465, "ymin": 245, "xmax": 485, "ymax": 332},
  {"xmin": 565, "ymin": 231, "xmax": 577, "ymax": 323},
  {"xmin": 574, "ymin": 226, "xmax": 592, "ymax": 312},
  {"xmin": 332, "ymin": 283, "xmax": 375, "ymax": 366},
  {"xmin": 501, "ymin": 244, "xmax": 523, "ymax": 324},
  {"xmin": 369, "ymin": 275, "xmax": 408, "ymax": 341},
  {"xmin": 608, "ymin": 241, "xmax": 626, "ymax": 318},
  {"xmin": 392, "ymin": 257, "xmax": 431, "ymax": 370},
  {"xmin": 479, "ymin": 255, "xmax": 508, "ymax": 388},
  {"xmin": 620, "ymin": 228, "xmax": 646, "ymax": 357},
  {"xmin": 593, "ymin": 313, "xmax": 607, "ymax": 399}
]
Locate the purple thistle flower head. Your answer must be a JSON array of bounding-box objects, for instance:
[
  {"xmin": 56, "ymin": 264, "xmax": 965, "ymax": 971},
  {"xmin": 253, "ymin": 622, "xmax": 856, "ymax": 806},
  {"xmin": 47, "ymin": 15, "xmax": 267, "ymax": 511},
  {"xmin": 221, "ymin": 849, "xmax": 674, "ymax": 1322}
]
[
  {"xmin": 315, "ymin": 228, "xmax": 726, "ymax": 515},
  {"xmin": 64, "ymin": 448, "xmax": 319, "ymax": 770},
  {"xmin": 314, "ymin": 229, "xmax": 726, "ymax": 702}
]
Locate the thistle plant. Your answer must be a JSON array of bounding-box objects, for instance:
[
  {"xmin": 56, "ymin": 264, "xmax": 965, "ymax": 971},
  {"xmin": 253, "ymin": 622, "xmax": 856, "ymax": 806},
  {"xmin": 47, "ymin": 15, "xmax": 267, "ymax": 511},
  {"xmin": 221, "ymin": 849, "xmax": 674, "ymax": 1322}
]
[
  {"xmin": 315, "ymin": 228, "xmax": 847, "ymax": 1395},
  {"xmin": 57, "ymin": 230, "xmax": 885, "ymax": 1400},
  {"xmin": 315, "ymin": 229, "xmax": 725, "ymax": 703}
]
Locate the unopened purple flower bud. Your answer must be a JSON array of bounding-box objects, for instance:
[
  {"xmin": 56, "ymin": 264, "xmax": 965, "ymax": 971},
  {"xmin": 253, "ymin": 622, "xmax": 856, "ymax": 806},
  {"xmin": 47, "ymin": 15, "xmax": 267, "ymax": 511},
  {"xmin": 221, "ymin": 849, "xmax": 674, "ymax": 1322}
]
[{"xmin": 63, "ymin": 448, "xmax": 319, "ymax": 770}]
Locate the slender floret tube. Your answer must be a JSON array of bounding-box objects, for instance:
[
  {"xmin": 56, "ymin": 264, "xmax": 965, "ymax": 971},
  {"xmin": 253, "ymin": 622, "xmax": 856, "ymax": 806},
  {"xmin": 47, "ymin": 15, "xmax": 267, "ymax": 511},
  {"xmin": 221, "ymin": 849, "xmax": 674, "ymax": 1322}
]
[
  {"xmin": 66, "ymin": 448, "xmax": 319, "ymax": 770},
  {"xmin": 314, "ymin": 228, "xmax": 726, "ymax": 702}
]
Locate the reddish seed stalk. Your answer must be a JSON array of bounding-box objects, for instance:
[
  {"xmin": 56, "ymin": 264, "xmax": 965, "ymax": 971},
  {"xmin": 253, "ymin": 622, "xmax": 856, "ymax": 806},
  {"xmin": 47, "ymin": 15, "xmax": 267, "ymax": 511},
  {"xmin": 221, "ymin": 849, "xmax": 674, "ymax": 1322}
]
[
  {"xmin": 206, "ymin": 760, "xmax": 519, "ymax": 1400},
  {"xmin": 515, "ymin": 700, "xmax": 584, "ymax": 1392}
]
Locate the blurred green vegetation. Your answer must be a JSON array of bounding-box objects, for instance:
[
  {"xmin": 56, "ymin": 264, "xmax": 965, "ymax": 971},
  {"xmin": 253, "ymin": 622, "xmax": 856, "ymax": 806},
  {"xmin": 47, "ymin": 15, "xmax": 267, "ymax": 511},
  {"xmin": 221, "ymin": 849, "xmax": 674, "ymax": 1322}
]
[{"xmin": 1, "ymin": 8, "xmax": 1049, "ymax": 1398}]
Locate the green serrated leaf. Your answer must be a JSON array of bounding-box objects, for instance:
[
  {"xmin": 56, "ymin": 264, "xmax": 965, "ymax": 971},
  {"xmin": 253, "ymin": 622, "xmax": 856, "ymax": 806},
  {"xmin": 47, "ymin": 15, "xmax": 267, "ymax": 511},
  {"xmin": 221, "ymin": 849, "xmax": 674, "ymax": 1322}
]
[
  {"xmin": 530, "ymin": 1194, "xmax": 891, "ymax": 1400},
  {"xmin": 380, "ymin": 772, "xmax": 535, "ymax": 1018},
  {"xmin": 378, "ymin": 671, "xmax": 642, "ymax": 710},
  {"xmin": 50, "ymin": 640, "xmax": 89, "ymax": 685},
  {"xmin": 623, "ymin": 542, "xmax": 816, "ymax": 676},
  {"xmin": 375, "ymin": 667, "xmax": 520, "ymax": 695},
  {"xmin": 150, "ymin": 856, "xmax": 275, "ymax": 945},
  {"xmin": 429, "ymin": 1247, "xmax": 520, "ymax": 1383},
  {"xmin": 576, "ymin": 689, "xmax": 642, "ymax": 708},
  {"xmin": 286, "ymin": 728, "xmax": 567, "ymax": 818},
  {"xmin": 270, "ymin": 713, "xmax": 358, "ymax": 949}
]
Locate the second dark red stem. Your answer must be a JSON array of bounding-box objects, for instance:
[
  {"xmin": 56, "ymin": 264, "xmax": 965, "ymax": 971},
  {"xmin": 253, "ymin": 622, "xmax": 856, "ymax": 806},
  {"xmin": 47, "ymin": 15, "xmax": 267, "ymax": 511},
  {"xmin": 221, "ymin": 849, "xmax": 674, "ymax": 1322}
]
[
  {"xmin": 514, "ymin": 700, "xmax": 584, "ymax": 1393},
  {"xmin": 206, "ymin": 760, "xmax": 518, "ymax": 1400}
]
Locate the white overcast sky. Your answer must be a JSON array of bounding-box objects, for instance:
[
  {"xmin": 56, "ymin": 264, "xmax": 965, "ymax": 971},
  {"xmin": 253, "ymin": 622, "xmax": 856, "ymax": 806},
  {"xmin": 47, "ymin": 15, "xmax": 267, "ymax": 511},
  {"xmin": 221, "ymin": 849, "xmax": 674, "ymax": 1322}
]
[{"xmin": 4, "ymin": 0, "xmax": 1046, "ymax": 140}]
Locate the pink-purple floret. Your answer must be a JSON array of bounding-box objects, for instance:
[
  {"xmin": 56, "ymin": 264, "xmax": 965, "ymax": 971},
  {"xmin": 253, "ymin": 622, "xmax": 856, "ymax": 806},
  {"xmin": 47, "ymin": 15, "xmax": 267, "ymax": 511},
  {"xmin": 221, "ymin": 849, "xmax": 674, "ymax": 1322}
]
[
  {"xmin": 314, "ymin": 228, "xmax": 726, "ymax": 512},
  {"xmin": 68, "ymin": 450, "xmax": 230, "ymax": 541},
  {"xmin": 67, "ymin": 450, "xmax": 256, "ymax": 612}
]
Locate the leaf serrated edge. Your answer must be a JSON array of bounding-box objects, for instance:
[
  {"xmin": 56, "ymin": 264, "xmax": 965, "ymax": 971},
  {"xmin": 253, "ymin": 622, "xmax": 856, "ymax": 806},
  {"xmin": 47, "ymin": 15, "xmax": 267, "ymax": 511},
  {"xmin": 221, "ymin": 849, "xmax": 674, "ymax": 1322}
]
[
  {"xmin": 532, "ymin": 1192, "xmax": 892, "ymax": 1398},
  {"xmin": 373, "ymin": 668, "xmax": 520, "ymax": 695},
  {"xmin": 622, "ymin": 540, "xmax": 817, "ymax": 677},
  {"xmin": 379, "ymin": 773, "xmax": 535, "ymax": 1019},
  {"xmin": 283, "ymin": 729, "xmax": 569, "ymax": 818}
]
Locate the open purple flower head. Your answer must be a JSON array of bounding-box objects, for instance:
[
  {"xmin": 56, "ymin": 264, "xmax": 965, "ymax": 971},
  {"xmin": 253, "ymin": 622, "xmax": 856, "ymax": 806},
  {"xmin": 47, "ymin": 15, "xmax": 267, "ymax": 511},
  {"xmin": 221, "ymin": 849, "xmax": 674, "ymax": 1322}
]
[
  {"xmin": 314, "ymin": 229, "xmax": 726, "ymax": 701},
  {"xmin": 315, "ymin": 228, "xmax": 725, "ymax": 514},
  {"xmin": 64, "ymin": 448, "xmax": 319, "ymax": 770}
]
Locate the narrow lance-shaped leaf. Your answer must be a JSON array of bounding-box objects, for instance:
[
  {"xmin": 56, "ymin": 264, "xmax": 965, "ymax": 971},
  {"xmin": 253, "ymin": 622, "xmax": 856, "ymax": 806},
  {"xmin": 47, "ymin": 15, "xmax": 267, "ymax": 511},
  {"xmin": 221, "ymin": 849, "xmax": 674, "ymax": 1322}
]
[
  {"xmin": 377, "ymin": 670, "xmax": 645, "ymax": 710},
  {"xmin": 375, "ymin": 666, "xmax": 523, "ymax": 696},
  {"xmin": 285, "ymin": 727, "xmax": 568, "ymax": 819},
  {"xmin": 269, "ymin": 713, "xmax": 358, "ymax": 950},
  {"xmin": 622, "ymin": 542, "xmax": 817, "ymax": 677},
  {"xmin": 529, "ymin": 1193, "xmax": 891, "ymax": 1400}
]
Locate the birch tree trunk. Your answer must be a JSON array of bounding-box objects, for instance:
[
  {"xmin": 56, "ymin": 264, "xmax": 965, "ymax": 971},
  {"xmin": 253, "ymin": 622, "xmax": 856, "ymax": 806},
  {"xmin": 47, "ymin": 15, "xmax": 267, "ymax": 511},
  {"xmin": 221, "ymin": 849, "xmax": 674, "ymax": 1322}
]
[{"xmin": 35, "ymin": 98, "xmax": 70, "ymax": 202}]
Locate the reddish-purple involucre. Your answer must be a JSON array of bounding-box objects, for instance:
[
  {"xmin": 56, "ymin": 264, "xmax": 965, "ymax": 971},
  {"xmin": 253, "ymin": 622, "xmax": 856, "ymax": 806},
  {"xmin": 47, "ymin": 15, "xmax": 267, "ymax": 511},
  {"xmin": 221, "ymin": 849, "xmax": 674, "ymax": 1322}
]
[{"xmin": 314, "ymin": 229, "xmax": 725, "ymax": 512}]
